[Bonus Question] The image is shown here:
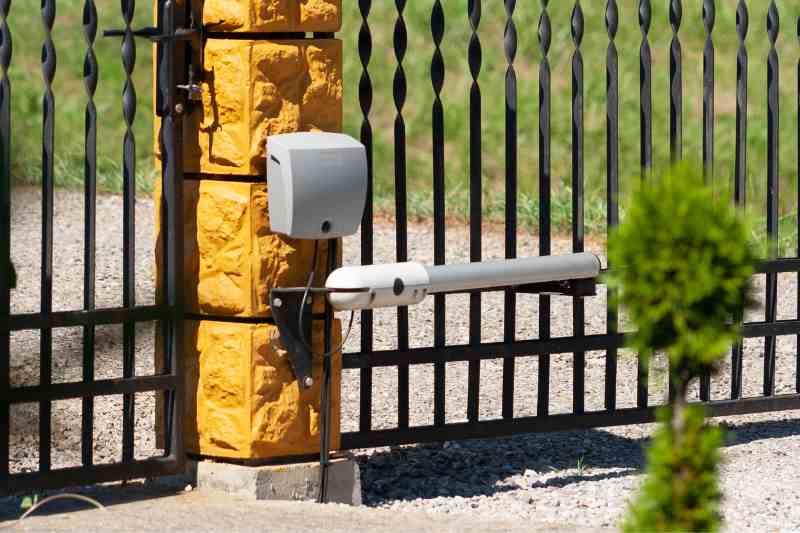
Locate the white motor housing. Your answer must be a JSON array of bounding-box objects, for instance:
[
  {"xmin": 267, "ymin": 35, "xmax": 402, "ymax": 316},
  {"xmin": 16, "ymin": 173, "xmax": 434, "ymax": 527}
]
[
  {"xmin": 326, "ymin": 262, "xmax": 430, "ymax": 311},
  {"xmin": 326, "ymin": 253, "xmax": 602, "ymax": 311}
]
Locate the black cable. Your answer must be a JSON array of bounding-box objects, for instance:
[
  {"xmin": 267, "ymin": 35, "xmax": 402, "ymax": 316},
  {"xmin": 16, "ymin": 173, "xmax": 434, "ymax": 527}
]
[
  {"xmin": 298, "ymin": 240, "xmax": 356, "ymax": 358},
  {"xmin": 318, "ymin": 238, "xmax": 336, "ymax": 504}
]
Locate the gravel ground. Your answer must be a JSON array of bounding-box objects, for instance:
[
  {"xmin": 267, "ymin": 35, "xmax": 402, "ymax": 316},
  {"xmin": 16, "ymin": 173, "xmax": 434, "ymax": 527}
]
[{"xmin": 8, "ymin": 187, "xmax": 800, "ymax": 531}]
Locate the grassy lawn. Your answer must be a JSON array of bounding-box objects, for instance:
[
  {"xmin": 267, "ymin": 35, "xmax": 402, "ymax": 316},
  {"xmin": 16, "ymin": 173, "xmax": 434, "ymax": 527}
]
[{"xmin": 3, "ymin": 1, "xmax": 799, "ymax": 249}]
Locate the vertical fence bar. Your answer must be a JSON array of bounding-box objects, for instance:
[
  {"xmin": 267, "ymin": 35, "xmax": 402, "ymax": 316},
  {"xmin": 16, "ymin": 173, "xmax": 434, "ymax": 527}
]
[
  {"xmin": 81, "ymin": 0, "xmax": 98, "ymax": 467},
  {"xmin": 571, "ymin": 1, "xmax": 585, "ymax": 415},
  {"xmin": 797, "ymin": 13, "xmax": 800, "ymax": 395},
  {"xmin": 431, "ymin": 0, "xmax": 446, "ymax": 427},
  {"xmin": 670, "ymin": 0, "xmax": 683, "ymax": 162},
  {"xmin": 0, "ymin": 0, "xmax": 11, "ymax": 490},
  {"xmin": 159, "ymin": 0, "xmax": 184, "ymax": 461},
  {"xmin": 732, "ymin": 0, "xmax": 749, "ymax": 400},
  {"xmin": 502, "ymin": 0, "xmax": 518, "ymax": 420},
  {"xmin": 358, "ymin": 0, "xmax": 374, "ymax": 432},
  {"xmin": 699, "ymin": 0, "xmax": 716, "ymax": 403},
  {"xmin": 393, "ymin": 0, "xmax": 410, "ymax": 429},
  {"xmin": 120, "ymin": 0, "xmax": 137, "ymax": 462},
  {"xmin": 639, "ymin": 0, "xmax": 652, "ymax": 178},
  {"xmin": 637, "ymin": 0, "xmax": 651, "ymax": 409},
  {"xmin": 467, "ymin": 0, "xmax": 482, "ymax": 424},
  {"xmin": 605, "ymin": 0, "xmax": 619, "ymax": 412},
  {"xmin": 40, "ymin": 0, "xmax": 56, "ymax": 473},
  {"xmin": 764, "ymin": 0, "xmax": 780, "ymax": 397},
  {"xmin": 703, "ymin": 0, "xmax": 715, "ymax": 185},
  {"xmin": 537, "ymin": 0, "xmax": 551, "ymax": 417},
  {"xmin": 669, "ymin": 18, "xmax": 688, "ymax": 418}
]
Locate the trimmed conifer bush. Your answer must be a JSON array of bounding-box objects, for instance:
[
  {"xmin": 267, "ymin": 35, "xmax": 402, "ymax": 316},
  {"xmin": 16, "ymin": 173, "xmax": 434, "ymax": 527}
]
[{"xmin": 608, "ymin": 165, "xmax": 757, "ymax": 532}]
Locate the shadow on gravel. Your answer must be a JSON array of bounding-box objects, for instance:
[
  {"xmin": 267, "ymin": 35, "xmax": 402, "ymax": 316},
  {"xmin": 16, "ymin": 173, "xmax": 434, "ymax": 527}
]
[
  {"xmin": 356, "ymin": 429, "xmax": 646, "ymax": 505},
  {"xmin": 357, "ymin": 415, "xmax": 800, "ymax": 505}
]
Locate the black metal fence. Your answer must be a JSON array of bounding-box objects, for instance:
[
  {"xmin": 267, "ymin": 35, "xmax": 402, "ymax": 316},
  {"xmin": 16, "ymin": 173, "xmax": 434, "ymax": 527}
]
[
  {"xmin": 0, "ymin": 0, "xmax": 186, "ymax": 493},
  {"xmin": 339, "ymin": 0, "xmax": 800, "ymax": 450},
  {"xmin": 3, "ymin": 0, "xmax": 800, "ymax": 495}
]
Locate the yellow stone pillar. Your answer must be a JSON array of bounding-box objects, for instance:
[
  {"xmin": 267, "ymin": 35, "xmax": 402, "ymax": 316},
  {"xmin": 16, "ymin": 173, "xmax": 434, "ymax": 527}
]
[{"xmin": 155, "ymin": 0, "xmax": 343, "ymax": 460}]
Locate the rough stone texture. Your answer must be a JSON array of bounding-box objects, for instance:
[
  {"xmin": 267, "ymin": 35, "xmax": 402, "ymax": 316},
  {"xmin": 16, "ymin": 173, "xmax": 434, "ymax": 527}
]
[
  {"xmin": 187, "ymin": 457, "xmax": 362, "ymax": 504},
  {"xmin": 166, "ymin": 39, "xmax": 342, "ymax": 176},
  {"xmin": 183, "ymin": 319, "xmax": 342, "ymax": 459},
  {"xmin": 204, "ymin": 0, "xmax": 341, "ymax": 33},
  {"xmin": 154, "ymin": 179, "xmax": 333, "ymax": 318}
]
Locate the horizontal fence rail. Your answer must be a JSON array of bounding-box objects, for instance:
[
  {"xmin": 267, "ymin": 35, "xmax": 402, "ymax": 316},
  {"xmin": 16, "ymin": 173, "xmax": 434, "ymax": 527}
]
[{"xmin": 342, "ymin": 0, "xmax": 800, "ymax": 450}]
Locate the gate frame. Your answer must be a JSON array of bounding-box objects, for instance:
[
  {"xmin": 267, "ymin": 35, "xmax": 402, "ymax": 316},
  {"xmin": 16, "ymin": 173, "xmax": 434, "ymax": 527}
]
[{"xmin": 0, "ymin": 0, "xmax": 187, "ymax": 493}]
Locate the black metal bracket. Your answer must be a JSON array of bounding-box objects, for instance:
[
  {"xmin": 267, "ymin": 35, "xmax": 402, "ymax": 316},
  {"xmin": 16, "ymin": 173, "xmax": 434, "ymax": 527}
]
[
  {"xmin": 104, "ymin": 2, "xmax": 204, "ymax": 107},
  {"xmin": 270, "ymin": 288, "xmax": 316, "ymax": 391},
  {"xmin": 516, "ymin": 277, "xmax": 598, "ymax": 297}
]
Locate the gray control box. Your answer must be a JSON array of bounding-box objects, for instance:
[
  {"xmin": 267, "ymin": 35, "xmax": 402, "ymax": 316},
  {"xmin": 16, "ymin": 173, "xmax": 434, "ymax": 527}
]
[{"xmin": 266, "ymin": 133, "xmax": 368, "ymax": 239}]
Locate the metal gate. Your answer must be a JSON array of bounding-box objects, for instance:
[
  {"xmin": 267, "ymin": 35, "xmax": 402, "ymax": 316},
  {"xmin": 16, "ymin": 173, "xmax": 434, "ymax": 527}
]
[
  {"xmin": 0, "ymin": 0, "xmax": 187, "ymax": 492},
  {"xmin": 339, "ymin": 0, "xmax": 800, "ymax": 450}
]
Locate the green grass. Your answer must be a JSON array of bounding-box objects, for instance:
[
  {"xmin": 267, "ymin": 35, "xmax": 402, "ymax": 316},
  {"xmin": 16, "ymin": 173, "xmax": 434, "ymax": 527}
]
[
  {"xmin": 3, "ymin": 1, "xmax": 799, "ymax": 249},
  {"xmin": 3, "ymin": 0, "xmax": 155, "ymax": 192}
]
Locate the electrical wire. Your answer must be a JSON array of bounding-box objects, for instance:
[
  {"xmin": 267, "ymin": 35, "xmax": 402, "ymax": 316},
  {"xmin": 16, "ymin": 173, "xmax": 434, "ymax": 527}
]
[
  {"xmin": 297, "ymin": 240, "xmax": 356, "ymax": 357},
  {"xmin": 0, "ymin": 493, "xmax": 107, "ymax": 529}
]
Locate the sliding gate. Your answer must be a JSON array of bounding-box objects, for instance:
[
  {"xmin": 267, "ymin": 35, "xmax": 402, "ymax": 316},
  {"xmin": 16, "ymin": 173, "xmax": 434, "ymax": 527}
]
[{"xmin": 339, "ymin": 0, "xmax": 800, "ymax": 450}]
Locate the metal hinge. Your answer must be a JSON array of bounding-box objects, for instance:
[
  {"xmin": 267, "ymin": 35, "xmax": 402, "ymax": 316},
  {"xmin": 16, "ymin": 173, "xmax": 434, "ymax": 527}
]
[{"xmin": 104, "ymin": 12, "xmax": 204, "ymax": 106}]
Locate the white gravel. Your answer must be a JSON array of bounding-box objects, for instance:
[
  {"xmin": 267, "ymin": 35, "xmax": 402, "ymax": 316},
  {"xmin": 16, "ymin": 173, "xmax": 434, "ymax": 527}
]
[{"xmin": 8, "ymin": 187, "xmax": 800, "ymax": 531}]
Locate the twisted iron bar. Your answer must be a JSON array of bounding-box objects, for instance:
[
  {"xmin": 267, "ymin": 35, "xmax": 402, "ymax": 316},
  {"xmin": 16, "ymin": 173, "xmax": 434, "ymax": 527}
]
[
  {"xmin": 639, "ymin": 0, "xmax": 652, "ymax": 177},
  {"xmin": 571, "ymin": 0, "xmax": 585, "ymax": 415},
  {"xmin": 392, "ymin": 0, "xmax": 410, "ymax": 428},
  {"xmin": 120, "ymin": 0, "xmax": 137, "ymax": 463},
  {"xmin": 467, "ymin": 0, "xmax": 482, "ymax": 423},
  {"xmin": 357, "ymin": 0, "xmax": 374, "ymax": 432},
  {"xmin": 731, "ymin": 0, "xmax": 749, "ymax": 400},
  {"xmin": 764, "ymin": 0, "xmax": 780, "ymax": 397},
  {"xmin": 502, "ymin": 0, "xmax": 517, "ymax": 420},
  {"xmin": 40, "ymin": 0, "xmax": 57, "ymax": 473},
  {"xmin": 431, "ymin": 0, "xmax": 446, "ymax": 427},
  {"xmin": 605, "ymin": 0, "xmax": 619, "ymax": 412},
  {"xmin": 538, "ymin": 0, "xmax": 552, "ymax": 417},
  {"xmin": 81, "ymin": 0, "xmax": 98, "ymax": 468},
  {"xmin": 669, "ymin": 0, "xmax": 683, "ymax": 162},
  {"xmin": 703, "ymin": 0, "xmax": 715, "ymax": 184},
  {"xmin": 697, "ymin": 0, "xmax": 716, "ymax": 403}
]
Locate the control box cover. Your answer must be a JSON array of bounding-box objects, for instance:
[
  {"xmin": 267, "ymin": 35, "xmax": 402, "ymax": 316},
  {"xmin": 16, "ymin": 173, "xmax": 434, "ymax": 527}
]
[{"xmin": 267, "ymin": 132, "xmax": 367, "ymax": 239}]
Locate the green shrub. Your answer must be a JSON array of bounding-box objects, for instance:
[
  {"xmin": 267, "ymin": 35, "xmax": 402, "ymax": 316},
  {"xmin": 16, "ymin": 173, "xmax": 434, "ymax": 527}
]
[
  {"xmin": 624, "ymin": 406, "xmax": 725, "ymax": 533},
  {"xmin": 608, "ymin": 165, "xmax": 757, "ymax": 532}
]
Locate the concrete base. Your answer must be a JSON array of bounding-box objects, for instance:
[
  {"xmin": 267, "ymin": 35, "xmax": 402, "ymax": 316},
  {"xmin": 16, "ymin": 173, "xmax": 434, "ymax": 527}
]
[{"xmin": 167, "ymin": 458, "xmax": 361, "ymax": 505}]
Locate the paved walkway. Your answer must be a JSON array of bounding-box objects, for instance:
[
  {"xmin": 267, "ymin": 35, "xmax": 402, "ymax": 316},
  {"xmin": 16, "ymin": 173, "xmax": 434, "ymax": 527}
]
[{"xmin": 0, "ymin": 482, "xmax": 605, "ymax": 532}]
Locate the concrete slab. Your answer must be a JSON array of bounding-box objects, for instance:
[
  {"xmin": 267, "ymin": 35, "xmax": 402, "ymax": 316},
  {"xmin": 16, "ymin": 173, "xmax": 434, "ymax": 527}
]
[{"xmin": 173, "ymin": 458, "xmax": 362, "ymax": 505}]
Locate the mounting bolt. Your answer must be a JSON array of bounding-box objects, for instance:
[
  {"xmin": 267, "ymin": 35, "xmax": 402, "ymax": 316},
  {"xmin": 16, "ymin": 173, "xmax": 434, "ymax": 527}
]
[
  {"xmin": 174, "ymin": 103, "xmax": 184, "ymax": 115},
  {"xmin": 273, "ymin": 297, "xmax": 283, "ymax": 308},
  {"xmin": 393, "ymin": 278, "xmax": 405, "ymax": 296},
  {"xmin": 304, "ymin": 376, "xmax": 314, "ymax": 388}
]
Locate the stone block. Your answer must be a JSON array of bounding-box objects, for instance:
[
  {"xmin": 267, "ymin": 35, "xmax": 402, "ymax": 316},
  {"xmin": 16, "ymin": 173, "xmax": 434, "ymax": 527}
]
[
  {"xmin": 154, "ymin": 178, "xmax": 335, "ymax": 318},
  {"xmin": 203, "ymin": 0, "xmax": 342, "ymax": 33},
  {"xmin": 162, "ymin": 38, "xmax": 342, "ymax": 176},
  {"xmin": 178, "ymin": 319, "xmax": 342, "ymax": 460}
]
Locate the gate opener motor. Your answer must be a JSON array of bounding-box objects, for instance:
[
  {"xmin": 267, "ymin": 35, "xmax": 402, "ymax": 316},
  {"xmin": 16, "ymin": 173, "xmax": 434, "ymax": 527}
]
[{"xmin": 265, "ymin": 132, "xmax": 601, "ymax": 501}]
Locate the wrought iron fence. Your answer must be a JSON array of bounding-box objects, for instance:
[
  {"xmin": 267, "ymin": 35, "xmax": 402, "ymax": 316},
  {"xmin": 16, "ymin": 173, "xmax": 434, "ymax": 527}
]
[
  {"xmin": 339, "ymin": 0, "xmax": 800, "ymax": 450},
  {"xmin": 2, "ymin": 0, "xmax": 800, "ymax": 494},
  {"xmin": 0, "ymin": 0, "xmax": 186, "ymax": 493}
]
